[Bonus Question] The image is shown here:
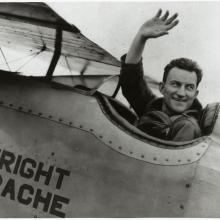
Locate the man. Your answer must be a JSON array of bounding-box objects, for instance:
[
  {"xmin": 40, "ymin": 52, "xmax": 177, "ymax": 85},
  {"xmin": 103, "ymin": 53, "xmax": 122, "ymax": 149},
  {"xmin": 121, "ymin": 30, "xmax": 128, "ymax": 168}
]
[{"xmin": 120, "ymin": 9, "xmax": 203, "ymax": 141}]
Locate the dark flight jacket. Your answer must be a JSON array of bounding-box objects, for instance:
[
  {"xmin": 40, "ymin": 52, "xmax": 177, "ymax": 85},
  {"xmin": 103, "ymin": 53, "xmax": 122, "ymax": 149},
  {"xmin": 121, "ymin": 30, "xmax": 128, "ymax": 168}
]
[{"xmin": 120, "ymin": 55, "xmax": 203, "ymax": 140}]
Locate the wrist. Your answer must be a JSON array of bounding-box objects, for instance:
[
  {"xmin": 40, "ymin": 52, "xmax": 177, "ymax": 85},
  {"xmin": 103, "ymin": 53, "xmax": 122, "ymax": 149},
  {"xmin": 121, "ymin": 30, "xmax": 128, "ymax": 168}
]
[{"xmin": 136, "ymin": 30, "xmax": 150, "ymax": 42}]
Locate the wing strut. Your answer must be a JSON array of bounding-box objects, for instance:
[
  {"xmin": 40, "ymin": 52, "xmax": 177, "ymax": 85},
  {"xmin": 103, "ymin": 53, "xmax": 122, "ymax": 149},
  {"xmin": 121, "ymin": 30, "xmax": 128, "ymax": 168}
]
[
  {"xmin": 46, "ymin": 25, "xmax": 62, "ymax": 80},
  {"xmin": 0, "ymin": 47, "xmax": 11, "ymax": 71}
]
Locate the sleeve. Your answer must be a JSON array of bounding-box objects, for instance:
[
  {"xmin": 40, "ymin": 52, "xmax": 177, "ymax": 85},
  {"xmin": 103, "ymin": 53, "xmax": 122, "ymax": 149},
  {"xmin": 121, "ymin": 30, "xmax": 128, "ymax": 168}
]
[{"xmin": 120, "ymin": 54, "xmax": 156, "ymax": 117}]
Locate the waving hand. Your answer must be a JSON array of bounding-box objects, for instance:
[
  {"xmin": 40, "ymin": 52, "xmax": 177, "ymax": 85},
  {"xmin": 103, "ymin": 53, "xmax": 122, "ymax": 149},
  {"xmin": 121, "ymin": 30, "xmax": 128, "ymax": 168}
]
[
  {"xmin": 125, "ymin": 9, "xmax": 179, "ymax": 64},
  {"xmin": 138, "ymin": 9, "xmax": 179, "ymax": 39}
]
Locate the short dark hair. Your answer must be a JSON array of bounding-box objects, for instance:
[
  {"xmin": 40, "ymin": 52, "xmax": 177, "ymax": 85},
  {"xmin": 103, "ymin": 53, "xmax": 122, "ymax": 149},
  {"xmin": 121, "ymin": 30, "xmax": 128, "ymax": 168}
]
[{"xmin": 163, "ymin": 58, "xmax": 203, "ymax": 87}]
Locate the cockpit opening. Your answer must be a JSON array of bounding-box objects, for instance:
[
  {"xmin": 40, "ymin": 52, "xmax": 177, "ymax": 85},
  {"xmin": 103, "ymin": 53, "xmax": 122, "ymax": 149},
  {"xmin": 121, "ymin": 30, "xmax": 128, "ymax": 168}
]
[{"xmin": 93, "ymin": 89, "xmax": 220, "ymax": 147}]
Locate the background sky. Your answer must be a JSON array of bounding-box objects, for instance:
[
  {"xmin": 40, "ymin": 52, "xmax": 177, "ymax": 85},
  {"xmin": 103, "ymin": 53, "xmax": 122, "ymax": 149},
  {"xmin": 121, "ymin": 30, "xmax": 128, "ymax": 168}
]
[{"xmin": 48, "ymin": 1, "xmax": 220, "ymax": 106}]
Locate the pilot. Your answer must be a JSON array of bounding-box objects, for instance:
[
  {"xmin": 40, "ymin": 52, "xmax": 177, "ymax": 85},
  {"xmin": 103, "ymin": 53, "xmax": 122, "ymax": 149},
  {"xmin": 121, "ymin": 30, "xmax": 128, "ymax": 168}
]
[{"xmin": 120, "ymin": 9, "xmax": 203, "ymax": 141}]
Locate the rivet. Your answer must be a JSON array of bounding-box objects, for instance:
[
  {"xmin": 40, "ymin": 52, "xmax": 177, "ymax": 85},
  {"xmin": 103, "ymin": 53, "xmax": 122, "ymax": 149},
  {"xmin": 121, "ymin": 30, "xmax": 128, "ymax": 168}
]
[
  {"xmin": 109, "ymin": 141, "xmax": 112, "ymax": 144},
  {"xmin": 197, "ymin": 152, "xmax": 201, "ymax": 156},
  {"xmin": 118, "ymin": 146, "xmax": 122, "ymax": 150},
  {"xmin": 129, "ymin": 151, "xmax": 133, "ymax": 154},
  {"xmin": 18, "ymin": 106, "xmax": 23, "ymax": 110},
  {"xmin": 38, "ymin": 112, "xmax": 42, "ymax": 116},
  {"xmin": 80, "ymin": 125, "xmax": 83, "ymax": 128},
  {"xmin": 153, "ymin": 157, "xmax": 157, "ymax": 161},
  {"xmin": 180, "ymin": 204, "xmax": 184, "ymax": 210},
  {"xmin": 48, "ymin": 115, "xmax": 52, "ymax": 119},
  {"xmin": 141, "ymin": 155, "xmax": 145, "ymax": 158},
  {"xmin": 178, "ymin": 159, "xmax": 181, "ymax": 163},
  {"xmin": 9, "ymin": 104, "xmax": 13, "ymax": 107},
  {"xmin": 59, "ymin": 118, "xmax": 62, "ymax": 122},
  {"xmin": 69, "ymin": 122, "xmax": 73, "ymax": 126},
  {"xmin": 166, "ymin": 158, "xmax": 169, "ymax": 162},
  {"xmin": 28, "ymin": 109, "xmax": 32, "ymax": 113},
  {"xmin": 0, "ymin": 101, "xmax": 3, "ymax": 105},
  {"xmin": 90, "ymin": 129, "xmax": 93, "ymax": 132},
  {"xmin": 99, "ymin": 135, "xmax": 103, "ymax": 138},
  {"xmin": 185, "ymin": 183, "xmax": 191, "ymax": 188},
  {"xmin": 187, "ymin": 159, "xmax": 191, "ymax": 162}
]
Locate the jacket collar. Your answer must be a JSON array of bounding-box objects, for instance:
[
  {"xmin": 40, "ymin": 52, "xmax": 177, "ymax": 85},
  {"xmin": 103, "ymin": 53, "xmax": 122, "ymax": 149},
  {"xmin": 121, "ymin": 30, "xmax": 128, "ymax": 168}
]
[{"xmin": 146, "ymin": 97, "xmax": 203, "ymax": 116}]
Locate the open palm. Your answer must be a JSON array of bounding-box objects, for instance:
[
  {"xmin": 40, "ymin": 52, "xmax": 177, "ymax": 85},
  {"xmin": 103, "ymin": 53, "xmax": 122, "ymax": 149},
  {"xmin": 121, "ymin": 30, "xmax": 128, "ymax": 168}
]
[{"xmin": 139, "ymin": 9, "xmax": 179, "ymax": 39}]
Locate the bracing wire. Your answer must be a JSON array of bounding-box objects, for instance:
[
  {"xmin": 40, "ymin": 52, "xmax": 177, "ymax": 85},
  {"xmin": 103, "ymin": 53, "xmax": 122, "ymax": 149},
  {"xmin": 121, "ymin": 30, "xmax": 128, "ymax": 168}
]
[
  {"xmin": 64, "ymin": 55, "xmax": 75, "ymax": 86},
  {"xmin": 15, "ymin": 52, "xmax": 40, "ymax": 72},
  {"xmin": 0, "ymin": 26, "xmax": 47, "ymax": 73},
  {"xmin": 64, "ymin": 55, "xmax": 72, "ymax": 75},
  {"xmin": 15, "ymin": 47, "xmax": 46, "ymax": 72},
  {"xmin": 0, "ymin": 51, "xmax": 39, "ymax": 66},
  {"xmin": 0, "ymin": 47, "xmax": 11, "ymax": 71},
  {"xmin": 14, "ymin": 25, "xmax": 48, "ymax": 72}
]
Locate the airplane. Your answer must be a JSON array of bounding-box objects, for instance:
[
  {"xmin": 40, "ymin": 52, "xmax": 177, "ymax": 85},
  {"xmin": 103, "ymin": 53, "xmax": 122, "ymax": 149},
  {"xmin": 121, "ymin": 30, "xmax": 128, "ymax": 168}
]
[{"xmin": 0, "ymin": 2, "xmax": 220, "ymax": 218}]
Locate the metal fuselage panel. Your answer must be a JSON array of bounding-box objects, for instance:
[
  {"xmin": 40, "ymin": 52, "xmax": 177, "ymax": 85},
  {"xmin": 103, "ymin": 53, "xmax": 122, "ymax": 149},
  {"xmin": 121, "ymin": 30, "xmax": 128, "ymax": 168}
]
[{"xmin": 0, "ymin": 75, "xmax": 219, "ymax": 217}]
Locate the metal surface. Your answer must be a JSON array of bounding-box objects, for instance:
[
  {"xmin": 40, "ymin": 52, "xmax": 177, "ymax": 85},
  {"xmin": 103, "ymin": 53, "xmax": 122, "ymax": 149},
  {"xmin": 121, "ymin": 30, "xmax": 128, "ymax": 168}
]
[
  {"xmin": 0, "ymin": 75, "xmax": 210, "ymax": 166},
  {"xmin": 183, "ymin": 140, "xmax": 220, "ymax": 217},
  {"xmin": 0, "ymin": 74, "xmax": 220, "ymax": 217},
  {"xmin": 0, "ymin": 108, "xmax": 197, "ymax": 217}
]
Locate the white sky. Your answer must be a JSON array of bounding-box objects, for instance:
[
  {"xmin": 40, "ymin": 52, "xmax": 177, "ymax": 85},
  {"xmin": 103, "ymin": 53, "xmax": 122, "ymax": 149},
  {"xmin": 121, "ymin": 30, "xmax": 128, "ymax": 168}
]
[{"xmin": 1, "ymin": 1, "xmax": 220, "ymax": 106}]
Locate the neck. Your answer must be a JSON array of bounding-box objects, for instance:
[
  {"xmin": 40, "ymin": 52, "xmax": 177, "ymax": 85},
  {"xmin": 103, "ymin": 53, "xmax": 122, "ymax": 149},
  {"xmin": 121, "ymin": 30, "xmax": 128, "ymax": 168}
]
[{"xmin": 162, "ymin": 102, "xmax": 176, "ymax": 116}]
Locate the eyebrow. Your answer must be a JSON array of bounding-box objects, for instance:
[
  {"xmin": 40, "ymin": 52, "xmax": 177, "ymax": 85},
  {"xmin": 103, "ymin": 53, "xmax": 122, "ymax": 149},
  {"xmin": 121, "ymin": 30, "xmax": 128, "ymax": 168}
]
[{"xmin": 170, "ymin": 80, "xmax": 196, "ymax": 86}]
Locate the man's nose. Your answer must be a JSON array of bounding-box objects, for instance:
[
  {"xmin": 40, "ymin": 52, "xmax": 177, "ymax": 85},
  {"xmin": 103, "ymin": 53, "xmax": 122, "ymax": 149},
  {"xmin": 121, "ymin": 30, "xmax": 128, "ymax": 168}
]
[{"xmin": 176, "ymin": 86, "xmax": 186, "ymax": 96}]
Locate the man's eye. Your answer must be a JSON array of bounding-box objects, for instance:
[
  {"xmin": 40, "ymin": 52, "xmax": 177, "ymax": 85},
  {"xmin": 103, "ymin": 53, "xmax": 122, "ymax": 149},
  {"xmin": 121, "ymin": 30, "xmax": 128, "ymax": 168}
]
[
  {"xmin": 170, "ymin": 82, "xmax": 178, "ymax": 87},
  {"xmin": 186, "ymin": 85, "xmax": 195, "ymax": 91}
]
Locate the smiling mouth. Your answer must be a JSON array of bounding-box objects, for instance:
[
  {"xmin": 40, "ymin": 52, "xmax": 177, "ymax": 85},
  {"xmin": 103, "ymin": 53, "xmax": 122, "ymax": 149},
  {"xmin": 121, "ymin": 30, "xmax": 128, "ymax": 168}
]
[{"xmin": 172, "ymin": 97, "xmax": 187, "ymax": 102}]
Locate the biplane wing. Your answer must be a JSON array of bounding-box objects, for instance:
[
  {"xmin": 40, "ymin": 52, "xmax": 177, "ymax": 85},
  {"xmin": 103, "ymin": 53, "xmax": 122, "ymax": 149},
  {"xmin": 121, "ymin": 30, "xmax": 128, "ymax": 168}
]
[
  {"xmin": 1, "ymin": 2, "xmax": 220, "ymax": 218},
  {"xmin": 0, "ymin": 2, "xmax": 120, "ymax": 77}
]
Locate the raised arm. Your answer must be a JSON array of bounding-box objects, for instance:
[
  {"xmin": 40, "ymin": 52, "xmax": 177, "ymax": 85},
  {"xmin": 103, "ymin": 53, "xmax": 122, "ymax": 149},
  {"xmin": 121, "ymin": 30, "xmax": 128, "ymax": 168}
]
[{"xmin": 125, "ymin": 9, "xmax": 179, "ymax": 64}]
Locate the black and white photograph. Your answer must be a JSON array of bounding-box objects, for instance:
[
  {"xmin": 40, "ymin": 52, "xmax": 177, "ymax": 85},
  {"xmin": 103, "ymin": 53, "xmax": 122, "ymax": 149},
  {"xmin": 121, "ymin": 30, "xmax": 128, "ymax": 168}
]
[{"xmin": 0, "ymin": 1, "xmax": 220, "ymax": 217}]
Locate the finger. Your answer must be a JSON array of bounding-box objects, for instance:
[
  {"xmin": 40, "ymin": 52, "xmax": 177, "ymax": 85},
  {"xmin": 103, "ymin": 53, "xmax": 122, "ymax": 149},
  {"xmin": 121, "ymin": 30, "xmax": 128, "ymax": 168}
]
[
  {"xmin": 155, "ymin": 9, "xmax": 162, "ymax": 18},
  {"xmin": 166, "ymin": 20, "xmax": 179, "ymax": 30},
  {"xmin": 165, "ymin": 13, "xmax": 178, "ymax": 25},
  {"xmin": 161, "ymin": 10, "xmax": 169, "ymax": 21}
]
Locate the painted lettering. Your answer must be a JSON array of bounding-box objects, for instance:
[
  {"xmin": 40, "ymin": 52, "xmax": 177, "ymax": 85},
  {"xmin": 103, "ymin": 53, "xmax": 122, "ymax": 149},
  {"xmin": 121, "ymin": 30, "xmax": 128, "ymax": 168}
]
[
  {"xmin": 0, "ymin": 148, "xmax": 71, "ymax": 217},
  {"xmin": 0, "ymin": 150, "xmax": 15, "ymax": 173},
  {"xmin": 17, "ymin": 184, "xmax": 34, "ymax": 205},
  {"xmin": 50, "ymin": 194, "xmax": 70, "ymax": 218},
  {"xmin": 34, "ymin": 162, "xmax": 54, "ymax": 185},
  {"xmin": 20, "ymin": 158, "xmax": 36, "ymax": 179},
  {"xmin": 33, "ymin": 189, "xmax": 52, "ymax": 212},
  {"xmin": 55, "ymin": 167, "xmax": 70, "ymax": 190},
  {"xmin": 13, "ymin": 155, "xmax": 22, "ymax": 174},
  {"xmin": 1, "ymin": 178, "xmax": 15, "ymax": 200}
]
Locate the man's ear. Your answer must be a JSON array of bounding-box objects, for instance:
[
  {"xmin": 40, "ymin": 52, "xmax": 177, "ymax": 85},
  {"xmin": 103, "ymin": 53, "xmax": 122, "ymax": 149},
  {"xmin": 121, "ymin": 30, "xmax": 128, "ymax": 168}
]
[
  {"xmin": 159, "ymin": 82, "xmax": 165, "ymax": 95},
  {"xmin": 195, "ymin": 90, "xmax": 199, "ymax": 98}
]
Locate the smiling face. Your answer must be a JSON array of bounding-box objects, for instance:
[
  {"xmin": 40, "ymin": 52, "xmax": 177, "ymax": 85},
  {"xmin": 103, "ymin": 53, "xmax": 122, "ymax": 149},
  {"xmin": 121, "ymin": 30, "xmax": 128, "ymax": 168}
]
[{"xmin": 159, "ymin": 67, "xmax": 199, "ymax": 115}]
